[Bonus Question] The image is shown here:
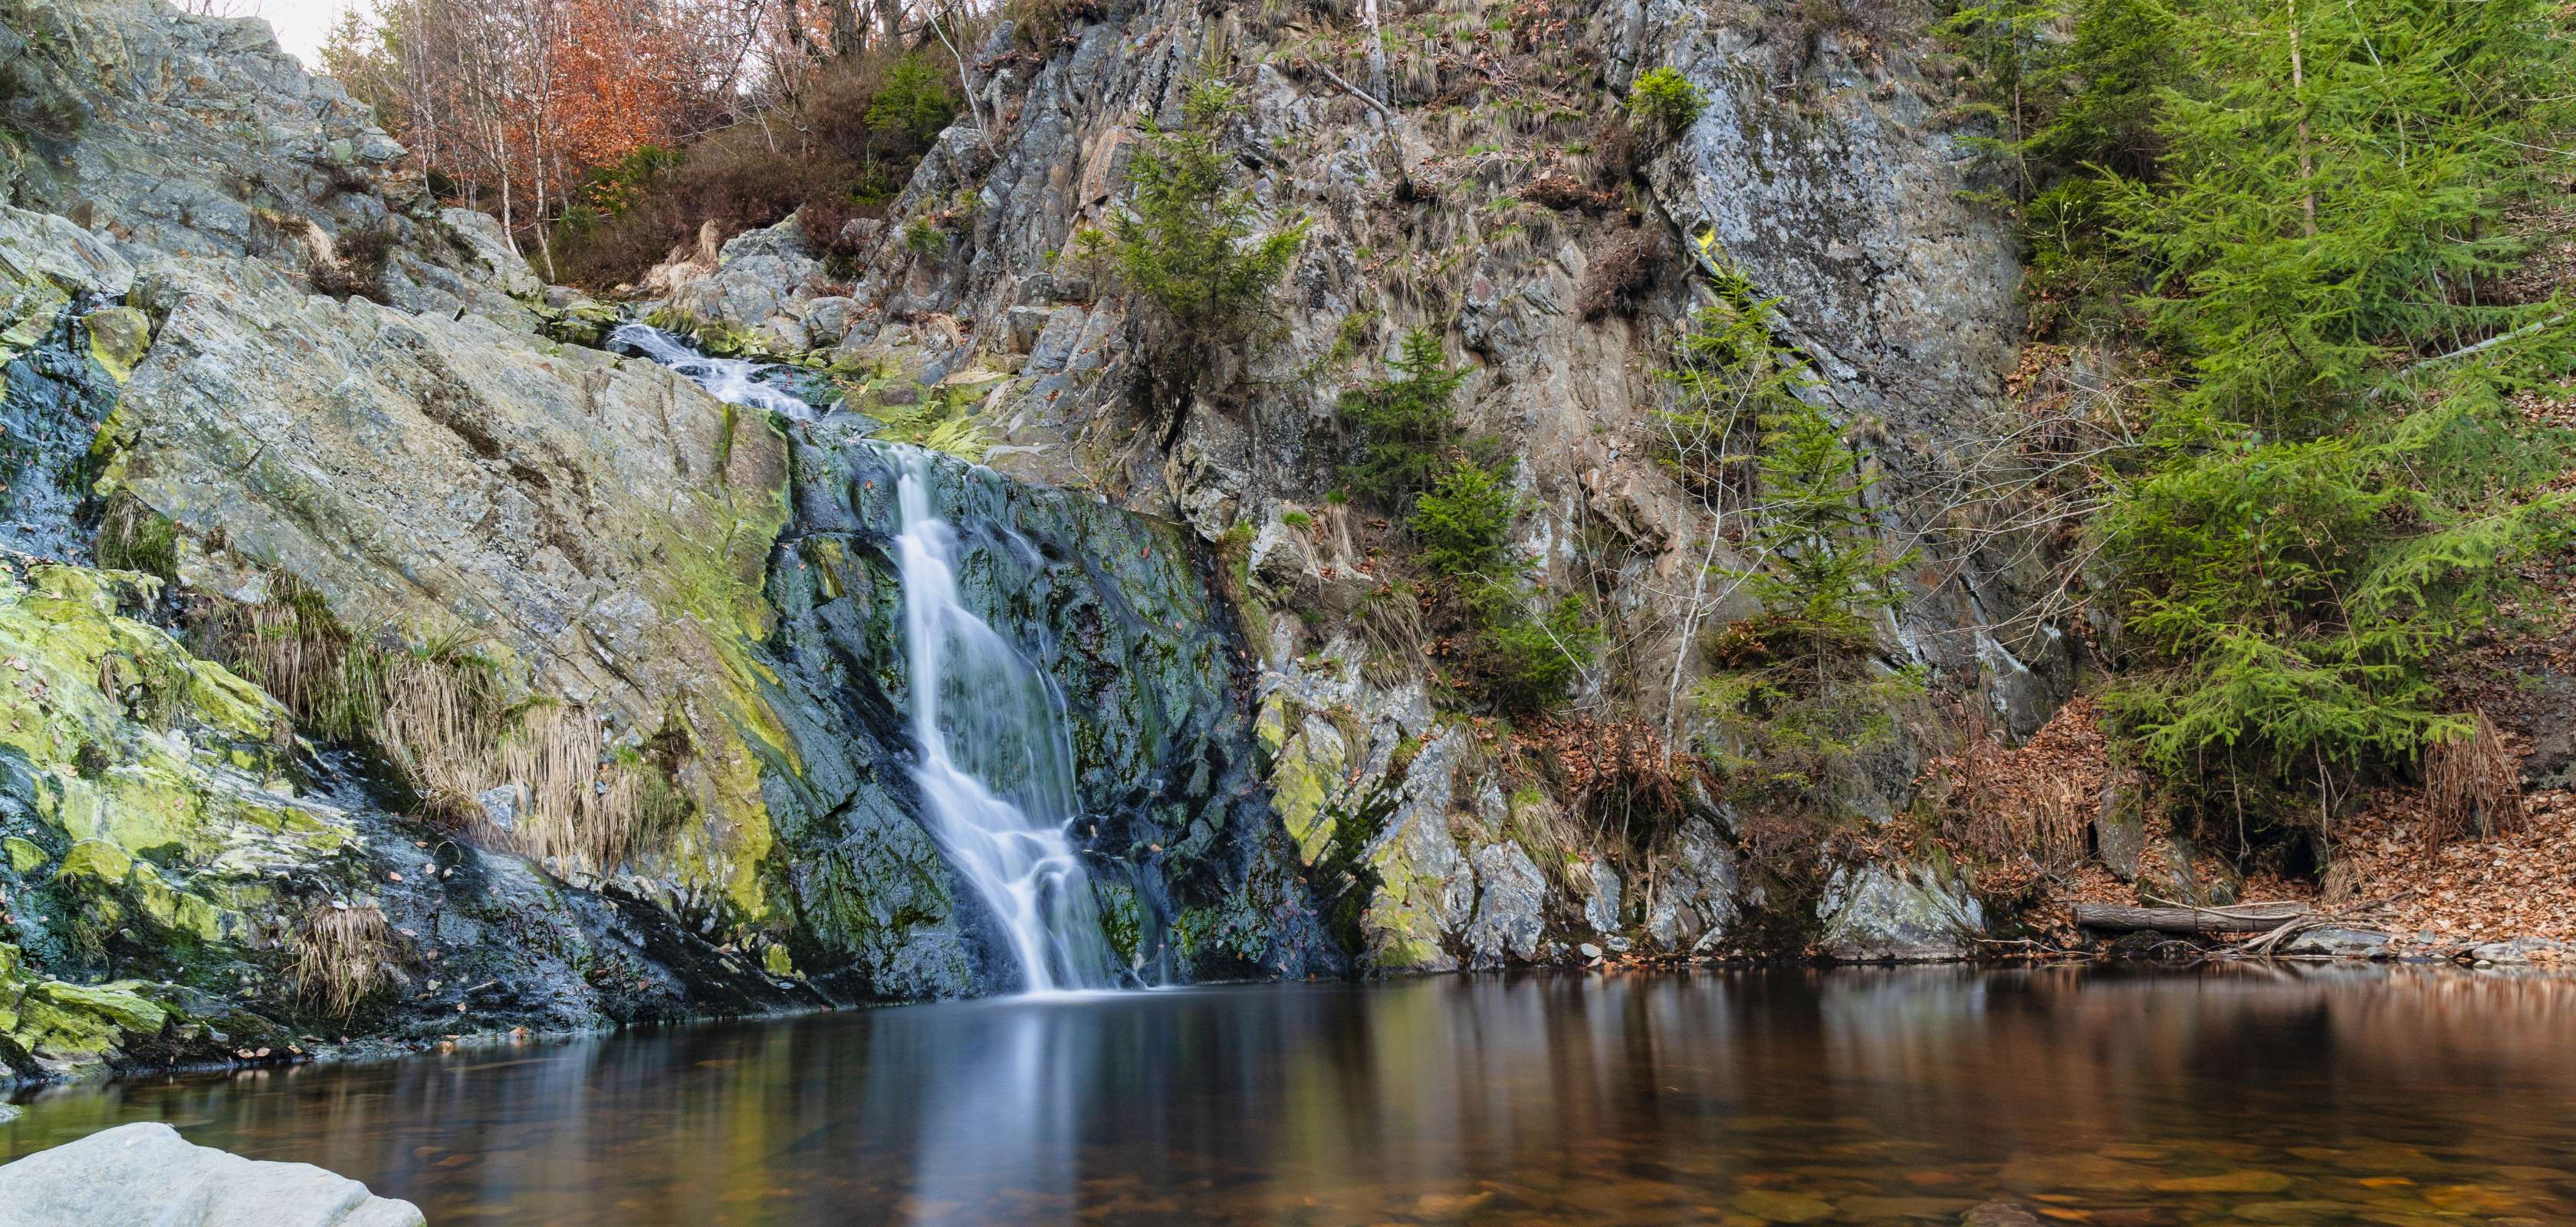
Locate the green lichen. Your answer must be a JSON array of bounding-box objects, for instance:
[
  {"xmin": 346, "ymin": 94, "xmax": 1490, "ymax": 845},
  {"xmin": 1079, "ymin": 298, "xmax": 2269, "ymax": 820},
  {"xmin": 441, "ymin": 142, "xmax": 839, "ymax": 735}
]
[
  {"xmin": 1094, "ymin": 880, "xmax": 1142, "ymax": 965},
  {"xmin": 80, "ymin": 305, "xmax": 149, "ymax": 383}
]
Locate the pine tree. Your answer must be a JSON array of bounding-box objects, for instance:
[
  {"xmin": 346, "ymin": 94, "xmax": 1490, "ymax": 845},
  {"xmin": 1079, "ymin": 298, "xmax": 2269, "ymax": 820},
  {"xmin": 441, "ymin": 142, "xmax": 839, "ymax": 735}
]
[
  {"xmin": 1096, "ymin": 77, "xmax": 1309, "ymax": 448},
  {"xmin": 1340, "ymin": 329, "xmax": 1470, "ymax": 510},
  {"xmin": 2092, "ymin": 0, "xmax": 2575, "ymax": 813}
]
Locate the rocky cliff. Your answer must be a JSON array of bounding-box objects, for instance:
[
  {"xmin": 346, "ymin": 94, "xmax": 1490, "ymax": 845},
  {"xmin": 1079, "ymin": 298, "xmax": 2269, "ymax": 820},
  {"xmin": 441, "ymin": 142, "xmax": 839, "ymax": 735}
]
[
  {"xmin": 0, "ymin": 0, "xmax": 2068, "ymax": 1081},
  {"xmin": 641, "ymin": 0, "xmax": 2055, "ymax": 968}
]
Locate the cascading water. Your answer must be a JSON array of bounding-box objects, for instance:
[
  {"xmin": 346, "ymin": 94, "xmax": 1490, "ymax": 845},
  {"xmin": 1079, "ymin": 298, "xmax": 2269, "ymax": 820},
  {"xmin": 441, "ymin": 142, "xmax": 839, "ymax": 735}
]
[
  {"xmin": 606, "ymin": 323, "xmax": 823, "ymax": 422},
  {"xmin": 616, "ymin": 321, "xmax": 1116, "ymax": 993},
  {"xmin": 890, "ymin": 449, "xmax": 1116, "ymax": 992}
]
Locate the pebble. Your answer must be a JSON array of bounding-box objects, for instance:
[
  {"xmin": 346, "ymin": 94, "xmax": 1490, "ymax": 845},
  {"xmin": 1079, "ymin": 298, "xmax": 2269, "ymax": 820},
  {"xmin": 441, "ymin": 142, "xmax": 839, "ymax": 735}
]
[{"xmin": 1578, "ymin": 942, "xmax": 1603, "ymax": 959}]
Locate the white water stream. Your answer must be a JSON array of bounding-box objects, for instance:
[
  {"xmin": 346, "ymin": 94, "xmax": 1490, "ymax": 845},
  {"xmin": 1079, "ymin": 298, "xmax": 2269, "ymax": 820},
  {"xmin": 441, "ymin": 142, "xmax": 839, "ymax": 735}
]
[
  {"xmin": 608, "ymin": 323, "xmax": 822, "ymax": 422},
  {"xmin": 619, "ymin": 321, "xmax": 1113, "ymax": 993},
  {"xmin": 891, "ymin": 450, "xmax": 1116, "ymax": 992}
]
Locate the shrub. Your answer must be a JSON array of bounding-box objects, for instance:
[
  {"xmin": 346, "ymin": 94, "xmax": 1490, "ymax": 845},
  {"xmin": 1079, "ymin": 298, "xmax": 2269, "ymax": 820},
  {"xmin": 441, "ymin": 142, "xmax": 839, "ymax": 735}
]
[
  {"xmin": 549, "ymin": 50, "xmax": 960, "ymax": 288},
  {"xmin": 1407, "ymin": 460, "xmax": 1596, "ymax": 716},
  {"xmin": 1478, "ymin": 595, "xmax": 1600, "ymax": 719},
  {"xmin": 309, "ymin": 222, "xmax": 396, "ymax": 304},
  {"xmin": 1624, "ymin": 67, "xmax": 1705, "ymax": 140},
  {"xmin": 1339, "ymin": 329, "xmax": 1469, "ymax": 509},
  {"xmin": 1092, "ymin": 75, "xmax": 1309, "ymax": 447},
  {"xmin": 1409, "ymin": 460, "xmax": 1516, "ymax": 581},
  {"xmin": 1576, "ymin": 226, "xmax": 1664, "ymax": 320}
]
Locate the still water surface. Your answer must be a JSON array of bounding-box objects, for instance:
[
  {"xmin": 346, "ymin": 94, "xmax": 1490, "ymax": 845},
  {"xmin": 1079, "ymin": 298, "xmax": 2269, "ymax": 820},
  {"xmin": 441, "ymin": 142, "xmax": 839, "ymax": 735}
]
[{"xmin": 5, "ymin": 968, "xmax": 2574, "ymax": 1225}]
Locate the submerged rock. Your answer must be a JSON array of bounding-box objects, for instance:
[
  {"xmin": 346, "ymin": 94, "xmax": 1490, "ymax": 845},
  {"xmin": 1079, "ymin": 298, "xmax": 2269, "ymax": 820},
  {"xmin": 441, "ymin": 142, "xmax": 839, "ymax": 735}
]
[{"xmin": 0, "ymin": 1122, "xmax": 422, "ymax": 1226}]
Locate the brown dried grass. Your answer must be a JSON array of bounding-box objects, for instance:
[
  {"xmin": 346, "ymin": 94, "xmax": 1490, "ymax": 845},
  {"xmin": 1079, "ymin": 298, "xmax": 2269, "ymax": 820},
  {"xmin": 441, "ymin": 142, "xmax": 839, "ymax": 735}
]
[
  {"xmin": 207, "ymin": 582, "xmax": 673, "ymax": 875},
  {"xmin": 293, "ymin": 901, "xmax": 390, "ymax": 1020},
  {"xmin": 2425, "ymin": 709, "xmax": 2521, "ymax": 854},
  {"xmin": 1932, "ymin": 697, "xmax": 2104, "ymax": 871}
]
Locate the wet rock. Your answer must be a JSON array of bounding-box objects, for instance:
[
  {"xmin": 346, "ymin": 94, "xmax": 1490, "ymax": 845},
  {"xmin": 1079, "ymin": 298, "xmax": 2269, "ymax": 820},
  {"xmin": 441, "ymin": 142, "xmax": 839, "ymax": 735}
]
[
  {"xmin": 475, "ymin": 784, "xmax": 527, "ymax": 833},
  {"xmin": 0, "ymin": 1121, "xmax": 423, "ymax": 1226},
  {"xmin": 2093, "ymin": 774, "xmax": 2147, "ymax": 881},
  {"xmin": 1004, "ymin": 304, "xmax": 1053, "ymax": 353},
  {"xmin": 800, "ymin": 296, "xmax": 858, "ymax": 344},
  {"xmin": 1644, "ymin": 817, "xmax": 1740, "ymax": 951},
  {"xmin": 2463, "ymin": 936, "xmax": 2569, "ymax": 965},
  {"xmin": 1581, "ymin": 858, "xmax": 1623, "ymax": 935},
  {"xmin": 2279, "ymin": 927, "xmax": 2393, "ymax": 958},
  {"xmin": 1356, "ymin": 729, "xmax": 1477, "ymax": 972},
  {"xmin": 2132, "ymin": 832, "xmax": 2242, "ymax": 907},
  {"xmin": 1460, "ymin": 843, "xmax": 1546, "ymax": 967},
  {"xmin": 1817, "ymin": 865, "xmax": 1983, "ymax": 962}
]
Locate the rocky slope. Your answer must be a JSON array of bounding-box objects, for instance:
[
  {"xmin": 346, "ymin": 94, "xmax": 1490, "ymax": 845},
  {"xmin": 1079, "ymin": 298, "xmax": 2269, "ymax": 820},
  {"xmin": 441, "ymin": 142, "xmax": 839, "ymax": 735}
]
[{"xmin": 641, "ymin": 0, "xmax": 2055, "ymax": 967}]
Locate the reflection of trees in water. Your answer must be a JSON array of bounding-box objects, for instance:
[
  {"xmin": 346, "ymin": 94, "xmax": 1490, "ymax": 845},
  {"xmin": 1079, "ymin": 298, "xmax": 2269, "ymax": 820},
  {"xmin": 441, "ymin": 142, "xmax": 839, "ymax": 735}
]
[{"xmin": 7, "ymin": 969, "xmax": 2576, "ymax": 1222}]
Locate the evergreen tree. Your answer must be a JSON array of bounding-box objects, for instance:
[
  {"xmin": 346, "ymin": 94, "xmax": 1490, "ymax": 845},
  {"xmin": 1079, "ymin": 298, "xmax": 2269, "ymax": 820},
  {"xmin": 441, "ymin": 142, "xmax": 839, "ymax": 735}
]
[
  {"xmin": 1934, "ymin": 0, "xmax": 2064, "ymax": 195},
  {"xmin": 1677, "ymin": 258, "xmax": 1921, "ymax": 802},
  {"xmin": 1096, "ymin": 77, "xmax": 1309, "ymax": 448},
  {"xmin": 2091, "ymin": 0, "xmax": 2575, "ymax": 813},
  {"xmin": 2026, "ymin": 0, "xmax": 2178, "ymax": 178},
  {"xmin": 2109, "ymin": 0, "xmax": 2563, "ymax": 425},
  {"xmin": 1340, "ymin": 329, "xmax": 1470, "ymax": 510}
]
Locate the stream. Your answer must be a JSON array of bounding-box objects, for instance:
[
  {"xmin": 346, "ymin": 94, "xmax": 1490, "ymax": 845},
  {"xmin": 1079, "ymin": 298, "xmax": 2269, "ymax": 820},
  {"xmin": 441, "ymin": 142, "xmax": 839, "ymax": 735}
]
[{"xmin": 5, "ymin": 967, "xmax": 2574, "ymax": 1225}]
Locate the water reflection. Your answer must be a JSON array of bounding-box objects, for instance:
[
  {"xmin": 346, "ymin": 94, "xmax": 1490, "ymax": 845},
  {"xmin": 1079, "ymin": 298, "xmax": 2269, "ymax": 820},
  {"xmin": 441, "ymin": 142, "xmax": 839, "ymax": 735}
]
[{"xmin": 7, "ymin": 968, "xmax": 2576, "ymax": 1224}]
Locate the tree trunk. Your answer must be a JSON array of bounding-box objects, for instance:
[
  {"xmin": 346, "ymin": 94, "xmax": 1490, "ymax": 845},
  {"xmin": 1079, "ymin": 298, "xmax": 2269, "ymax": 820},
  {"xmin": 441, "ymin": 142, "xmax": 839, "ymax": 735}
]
[
  {"xmin": 2073, "ymin": 902, "xmax": 2312, "ymax": 934},
  {"xmin": 2288, "ymin": 0, "xmax": 2315, "ymax": 238},
  {"xmin": 827, "ymin": 0, "xmax": 862, "ymax": 58}
]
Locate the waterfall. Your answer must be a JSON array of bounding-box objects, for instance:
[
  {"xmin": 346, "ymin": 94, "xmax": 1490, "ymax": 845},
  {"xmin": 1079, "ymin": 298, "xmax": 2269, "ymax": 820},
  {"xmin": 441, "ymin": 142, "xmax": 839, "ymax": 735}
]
[
  {"xmin": 890, "ymin": 449, "xmax": 1116, "ymax": 993},
  {"xmin": 617, "ymin": 320, "xmax": 1117, "ymax": 994},
  {"xmin": 606, "ymin": 324, "xmax": 821, "ymax": 422}
]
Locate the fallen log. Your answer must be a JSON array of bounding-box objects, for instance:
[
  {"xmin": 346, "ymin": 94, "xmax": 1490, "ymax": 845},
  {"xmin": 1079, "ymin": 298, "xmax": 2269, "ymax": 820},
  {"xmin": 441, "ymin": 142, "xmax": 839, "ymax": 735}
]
[{"xmin": 2074, "ymin": 901, "xmax": 2312, "ymax": 935}]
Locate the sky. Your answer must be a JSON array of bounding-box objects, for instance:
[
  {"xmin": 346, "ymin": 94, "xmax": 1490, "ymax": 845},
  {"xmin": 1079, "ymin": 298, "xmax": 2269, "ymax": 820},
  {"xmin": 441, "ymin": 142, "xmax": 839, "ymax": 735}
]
[{"xmin": 233, "ymin": 0, "xmax": 359, "ymax": 67}]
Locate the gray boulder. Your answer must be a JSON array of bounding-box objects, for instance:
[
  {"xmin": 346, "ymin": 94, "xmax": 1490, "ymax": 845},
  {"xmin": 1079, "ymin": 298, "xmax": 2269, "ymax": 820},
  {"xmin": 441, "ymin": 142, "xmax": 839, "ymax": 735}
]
[{"xmin": 0, "ymin": 1123, "xmax": 423, "ymax": 1226}]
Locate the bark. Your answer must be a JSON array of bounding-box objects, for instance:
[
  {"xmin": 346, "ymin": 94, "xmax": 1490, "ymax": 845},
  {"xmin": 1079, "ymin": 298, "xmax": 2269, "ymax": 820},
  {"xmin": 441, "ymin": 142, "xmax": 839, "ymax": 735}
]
[{"xmin": 2074, "ymin": 901, "xmax": 2312, "ymax": 934}]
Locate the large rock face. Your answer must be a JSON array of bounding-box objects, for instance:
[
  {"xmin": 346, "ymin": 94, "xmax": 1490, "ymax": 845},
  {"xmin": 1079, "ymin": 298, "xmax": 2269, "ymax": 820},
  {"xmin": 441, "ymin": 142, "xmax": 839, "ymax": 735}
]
[
  {"xmin": 101, "ymin": 252, "xmax": 794, "ymax": 924},
  {"xmin": 0, "ymin": 1122, "xmax": 423, "ymax": 1226},
  {"xmin": 0, "ymin": 0, "xmax": 2036, "ymax": 1088}
]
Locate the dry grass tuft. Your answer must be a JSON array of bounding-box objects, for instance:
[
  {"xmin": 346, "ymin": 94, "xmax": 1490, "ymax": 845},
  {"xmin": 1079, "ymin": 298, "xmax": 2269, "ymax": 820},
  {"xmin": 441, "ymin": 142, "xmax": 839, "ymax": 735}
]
[
  {"xmin": 293, "ymin": 901, "xmax": 391, "ymax": 1020},
  {"xmin": 1526, "ymin": 718, "xmax": 1698, "ymax": 851},
  {"xmin": 203, "ymin": 578, "xmax": 679, "ymax": 875},
  {"xmin": 1932, "ymin": 696, "xmax": 2104, "ymax": 872},
  {"xmin": 1576, "ymin": 226, "xmax": 1665, "ymax": 320},
  {"xmin": 2425, "ymin": 709, "xmax": 2521, "ymax": 854}
]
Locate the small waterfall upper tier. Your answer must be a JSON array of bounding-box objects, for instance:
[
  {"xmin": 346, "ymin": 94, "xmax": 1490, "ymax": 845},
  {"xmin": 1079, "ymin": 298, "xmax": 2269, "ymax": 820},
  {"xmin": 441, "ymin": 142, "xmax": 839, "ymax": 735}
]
[{"xmin": 607, "ymin": 323, "xmax": 826, "ymax": 422}]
